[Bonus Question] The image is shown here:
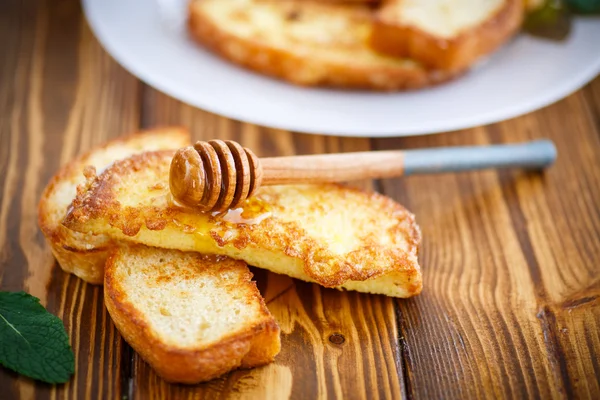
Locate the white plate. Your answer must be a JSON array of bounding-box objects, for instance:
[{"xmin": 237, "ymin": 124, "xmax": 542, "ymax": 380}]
[{"xmin": 83, "ymin": 0, "xmax": 600, "ymax": 137}]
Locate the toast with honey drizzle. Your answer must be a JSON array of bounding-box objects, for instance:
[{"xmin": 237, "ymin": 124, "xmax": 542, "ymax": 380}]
[{"xmin": 64, "ymin": 150, "xmax": 422, "ymax": 297}]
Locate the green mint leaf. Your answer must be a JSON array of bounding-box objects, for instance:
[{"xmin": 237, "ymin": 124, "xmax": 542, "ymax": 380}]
[{"xmin": 0, "ymin": 291, "xmax": 74, "ymax": 384}]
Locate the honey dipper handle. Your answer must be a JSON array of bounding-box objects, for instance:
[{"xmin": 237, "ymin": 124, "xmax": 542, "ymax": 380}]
[
  {"xmin": 260, "ymin": 140, "xmax": 556, "ymax": 185},
  {"xmin": 260, "ymin": 150, "xmax": 407, "ymax": 185}
]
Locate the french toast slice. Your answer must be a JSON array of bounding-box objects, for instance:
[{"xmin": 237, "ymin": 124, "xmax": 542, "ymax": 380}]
[
  {"xmin": 369, "ymin": 0, "xmax": 524, "ymax": 71},
  {"xmin": 188, "ymin": 0, "xmax": 458, "ymax": 90},
  {"xmin": 38, "ymin": 128, "xmax": 190, "ymax": 284},
  {"xmin": 105, "ymin": 245, "xmax": 280, "ymax": 383},
  {"xmin": 63, "ymin": 150, "xmax": 422, "ymax": 298}
]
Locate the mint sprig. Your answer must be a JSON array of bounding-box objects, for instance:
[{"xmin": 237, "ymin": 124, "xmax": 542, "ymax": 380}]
[{"xmin": 0, "ymin": 291, "xmax": 74, "ymax": 384}]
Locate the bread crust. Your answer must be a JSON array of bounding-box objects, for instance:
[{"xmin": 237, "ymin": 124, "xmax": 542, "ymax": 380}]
[
  {"xmin": 37, "ymin": 128, "xmax": 190, "ymax": 284},
  {"xmin": 188, "ymin": 1, "xmax": 459, "ymax": 91},
  {"xmin": 49, "ymin": 245, "xmax": 109, "ymax": 284},
  {"xmin": 104, "ymin": 247, "xmax": 280, "ymax": 383},
  {"xmin": 369, "ymin": 0, "xmax": 524, "ymax": 71}
]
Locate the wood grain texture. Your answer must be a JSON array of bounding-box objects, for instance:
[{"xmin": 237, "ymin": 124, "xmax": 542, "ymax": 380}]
[
  {"xmin": 373, "ymin": 80, "xmax": 600, "ymax": 398},
  {"xmin": 0, "ymin": 0, "xmax": 139, "ymax": 398},
  {"xmin": 1, "ymin": 0, "xmax": 599, "ymax": 399}
]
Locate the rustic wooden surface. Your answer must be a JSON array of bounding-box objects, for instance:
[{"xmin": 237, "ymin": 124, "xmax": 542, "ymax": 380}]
[{"xmin": 1, "ymin": 0, "xmax": 599, "ymax": 399}]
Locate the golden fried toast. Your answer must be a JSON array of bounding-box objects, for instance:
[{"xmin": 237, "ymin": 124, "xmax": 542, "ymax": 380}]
[
  {"xmin": 64, "ymin": 150, "xmax": 422, "ymax": 297},
  {"xmin": 188, "ymin": 0, "xmax": 458, "ymax": 90},
  {"xmin": 105, "ymin": 245, "xmax": 280, "ymax": 383},
  {"xmin": 38, "ymin": 128, "xmax": 190, "ymax": 284},
  {"xmin": 369, "ymin": 0, "xmax": 523, "ymax": 71}
]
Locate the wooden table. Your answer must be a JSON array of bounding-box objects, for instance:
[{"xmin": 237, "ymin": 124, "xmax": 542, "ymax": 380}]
[{"xmin": 1, "ymin": 1, "xmax": 599, "ymax": 399}]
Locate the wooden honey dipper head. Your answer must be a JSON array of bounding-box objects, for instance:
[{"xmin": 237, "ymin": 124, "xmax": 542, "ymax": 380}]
[{"xmin": 169, "ymin": 140, "xmax": 263, "ymax": 212}]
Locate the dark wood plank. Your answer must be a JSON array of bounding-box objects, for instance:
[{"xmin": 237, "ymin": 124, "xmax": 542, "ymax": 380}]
[
  {"xmin": 373, "ymin": 84, "xmax": 600, "ymax": 398},
  {"xmin": 494, "ymin": 87, "xmax": 600, "ymax": 398},
  {"xmin": 377, "ymin": 131, "xmax": 555, "ymax": 398},
  {"xmin": 0, "ymin": 0, "xmax": 141, "ymax": 398},
  {"xmin": 130, "ymin": 87, "xmax": 404, "ymax": 399}
]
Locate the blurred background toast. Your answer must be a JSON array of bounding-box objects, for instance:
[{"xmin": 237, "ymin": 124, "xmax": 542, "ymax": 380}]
[
  {"xmin": 188, "ymin": 0, "xmax": 459, "ymax": 90},
  {"xmin": 369, "ymin": 0, "xmax": 524, "ymax": 71},
  {"xmin": 188, "ymin": 0, "xmax": 525, "ymax": 89}
]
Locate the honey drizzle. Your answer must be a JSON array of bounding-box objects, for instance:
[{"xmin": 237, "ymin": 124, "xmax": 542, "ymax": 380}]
[{"xmin": 167, "ymin": 192, "xmax": 272, "ymax": 226}]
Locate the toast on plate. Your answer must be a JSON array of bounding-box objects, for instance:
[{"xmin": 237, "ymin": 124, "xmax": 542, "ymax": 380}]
[
  {"xmin": 188, "ymin": 0, "xmax": 458, "ymax": 90},
  {"xmin": 38, "ymin": 128, "xmax": 190, "ymax": 284},
  {"xmin": 63, "ymin": 150, "xmax": 422, "ymax": 298},
  {"xmin": 105, "ymin": 245, "xmax": 280, "ymax": 383},
  {"xmin": 369, "ymin": 0, "xmax": 524, "ymax": 70}
]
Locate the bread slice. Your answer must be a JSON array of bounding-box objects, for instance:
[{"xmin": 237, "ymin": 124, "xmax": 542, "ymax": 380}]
[
  {"xmin": 188, "ymin": 0, "xmax": 458, "ymax": 90},
  {"xmin": 63, "ymin": 150, "xmax": 422, "ymax": 298},
  {"xmin": 369, "ymin": 0, "xmax": 523, "ymax": 71},
  {"xmin": 38, "ymin": 128, "xmax": 190, "ymax": 284},
  {"xmin": 104, "ymin": 245, "xmax": 280, "ymax": 383}
]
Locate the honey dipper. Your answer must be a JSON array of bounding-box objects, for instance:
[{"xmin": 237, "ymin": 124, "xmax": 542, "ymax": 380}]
[{"xmin": 169, "ymin": 139, "xmax": 557, "ymax": 212}]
